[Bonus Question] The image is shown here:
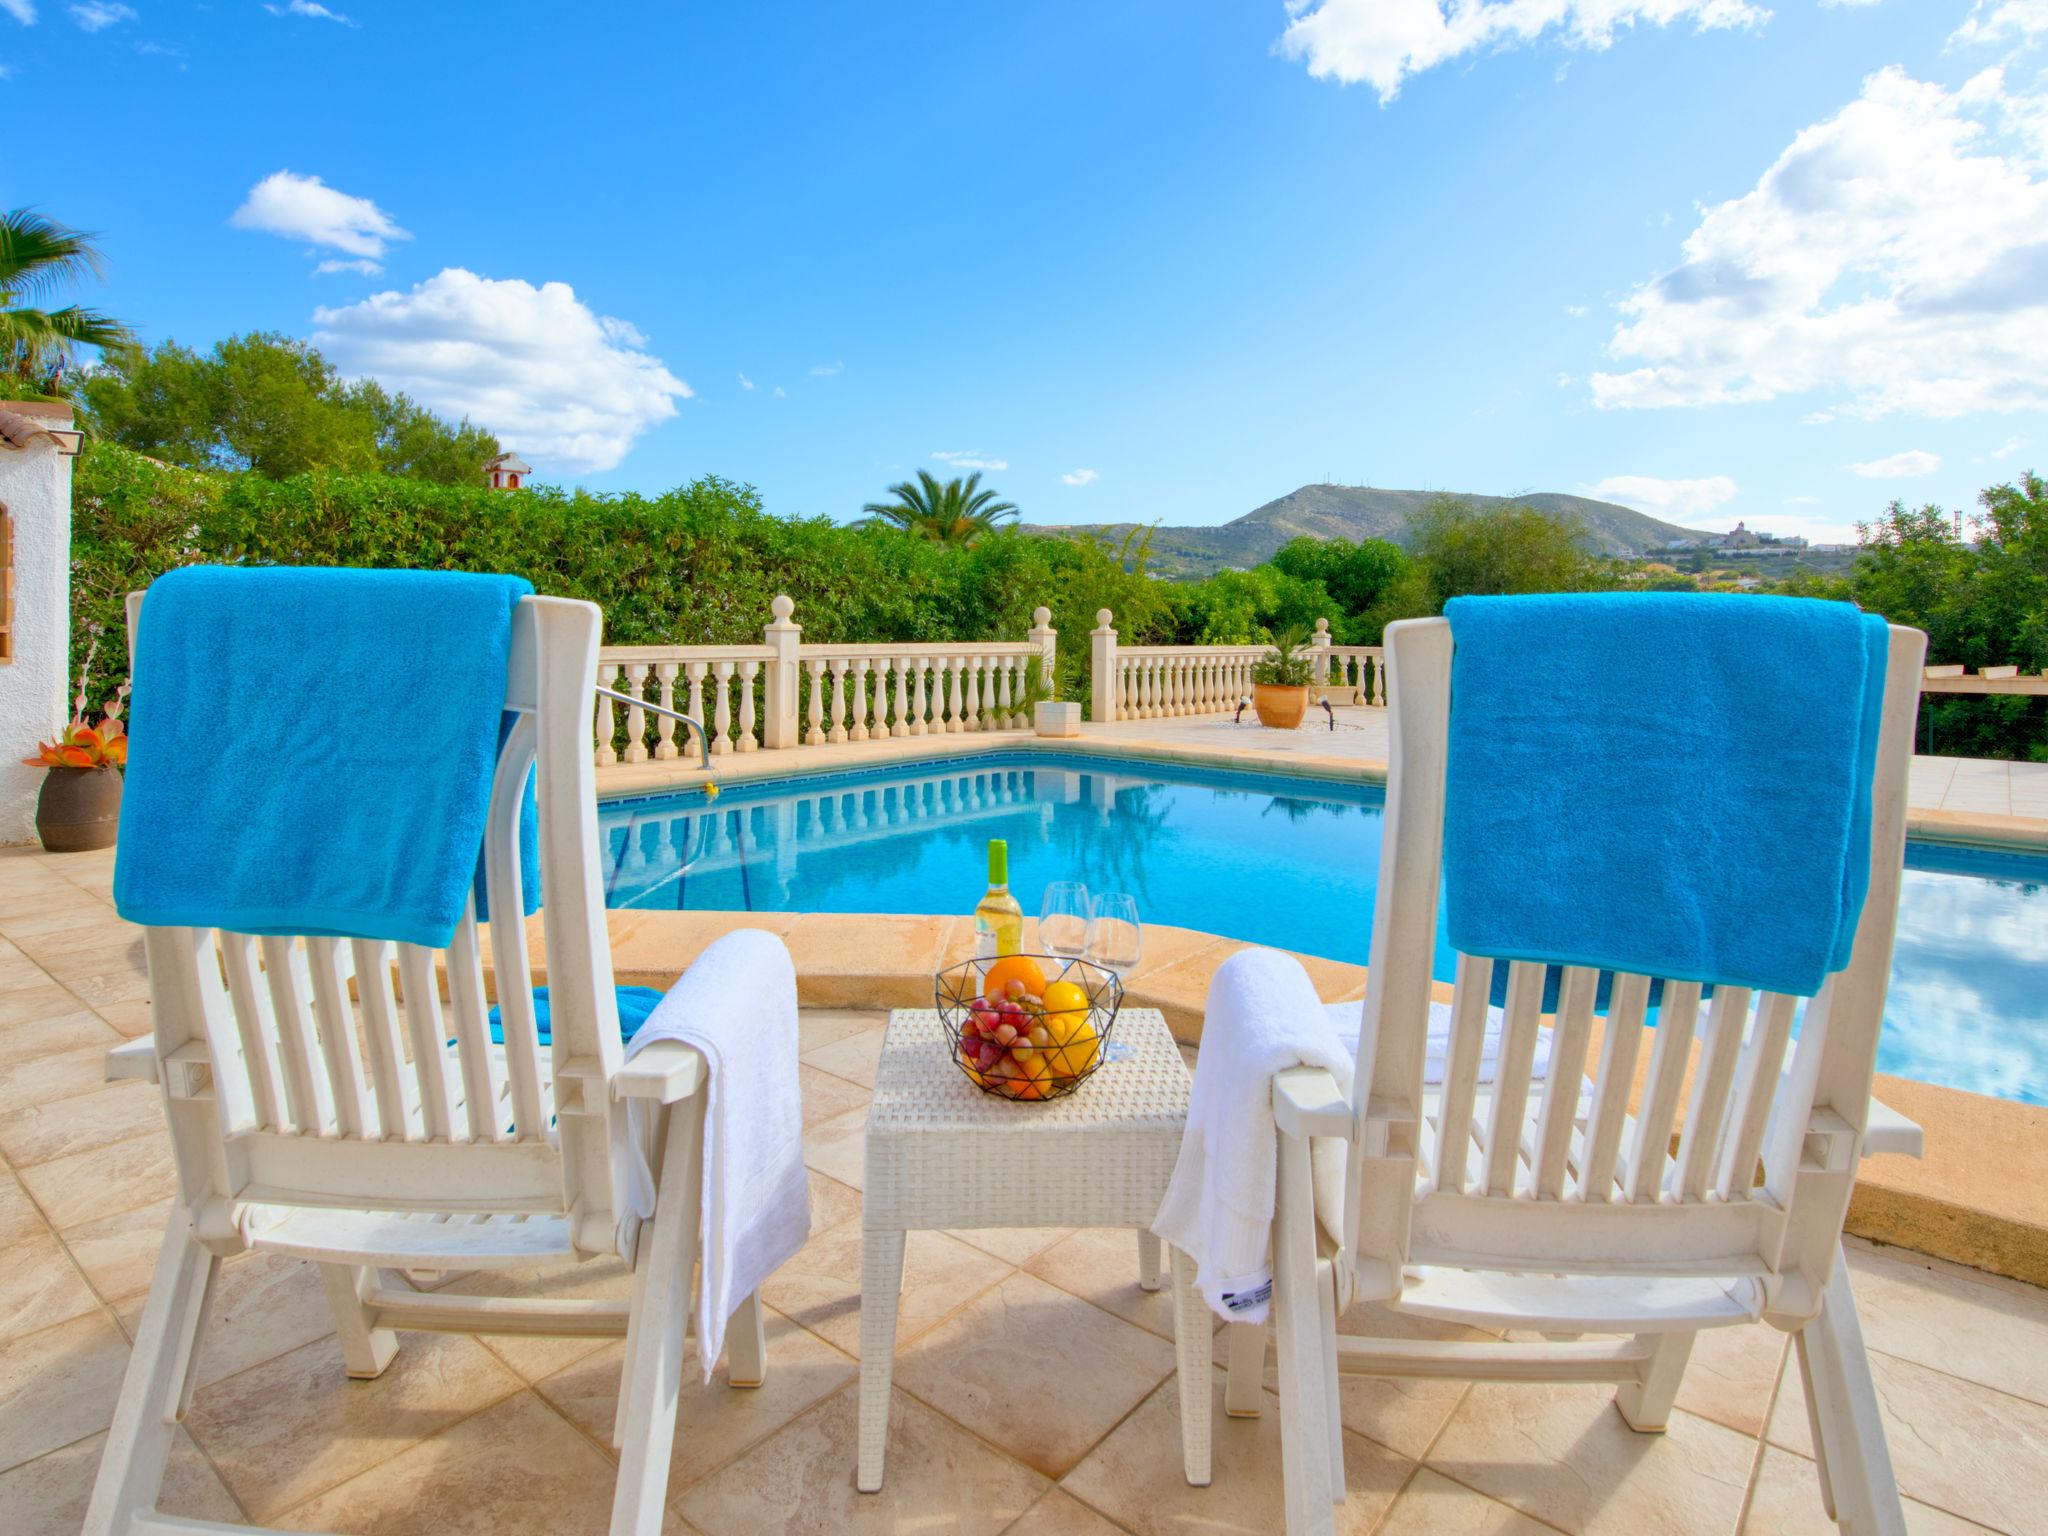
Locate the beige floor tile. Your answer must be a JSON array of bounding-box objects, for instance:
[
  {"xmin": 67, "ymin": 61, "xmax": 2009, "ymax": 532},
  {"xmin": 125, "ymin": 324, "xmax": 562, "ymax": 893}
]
[
  {"xmin": 1007, "ymin": 1487, "xmax": 1132, "ymax": 1535},
  {"xmin": 676, "ymin": 1386, "xmax": 1047, "ymax": 1536},
  {"xmin": 894, "ymin": 1271, "xmax": 1175, "ymax": 1478},
  {"xmin": 1025, "ymin": 1228, "xmax": 1182, "ymax": 1340},
  {"xmin": 1061, "ymin": 1378, "xmax": 1411, "ymax": 1535},
  {"xmin": 0, "ymin": 1173, "xmax": 42, "ymax": 1249},
  {"xmin": 442, "ymin": 1254, "xmax": 637, "ymax": 1382},
  {"xmin": 115, "ymin": 1250, "xmax": 339, "ymax": 1389},
  {"xmin": 185, "ymin": 1329, "xmax": 522, "ymax": 1520},
  {"xmin": 0, "ymin": 1311, "xmax": 134, "ymax": 1472},
  {"xmin": 0, "ymin": 999, "xmax": 116, "ymax": 1061},
  {"xmin": 0, "ymin": 1230, "xmax": 99, "ymax": 1341},
  {"xmin": 277, "ymin": 1389, "xmax": 689, "ymax": 1536},
  {"xmin": 31, "ymin": 936, "xmax": 151, "ymax": 1009},
  {"xmin": 1766, "ymin": 1346, "xmax": 2048, "ymax": 1533},
  {"xmin": 1426, "ymin": 1385, "xmax": 1755, "ymax": 1536},
  {"xmin": 761, "ymin": 1222, "xmax": 1009, "ymax": 1356},
  {"xmin": 16, "ymin": 1128, "xmax": 178, "ymax": 1229},
  {"xmin": 799, "ymin": 1106, "xmax": 870, "ymax": 1190},
  {"xmin": 536, "ymin": 1309, "xmax": 856, "ymax": 1495},
  {"xmin": 60, "ymin": 1196, "xmax": 175, "ymax": 1303},
  {"xmin": 807, "ymin": 1173, "xmax": 860, "ymax": 1236},
  {"xmin": 797, "ymin": 1009, "xmax": 885, "ymax": 1056},
  {"xmin": 1218, "ymin": 1318, "xmax": 1475, "ymax": 1463},
  {"xmin": 0, "ymin": 898, "xmax": 126, "ymax": 943},
  {"xmin": 0, "ymin": 1081, "xmax": 162, "ymax": 1167},
  {"xmin": 93, "ymin": 997, "xmax": 155, "ymax": 1038},
  {"xmin": 797, "ymin": 1063, "xmax": 870, "ymax": 1129},
  {"xmin": 1672, "ymin": 1321, "xmax": 1791, "ymax": 1439},
  {"xmin": 946, "ymin": 1224, "xmax": 1069, "ymax": 1266},
  {"xmin": 1740, "ymin": 1445, "xmax": 1994, "ymax": 1534},
  {"xmin": 782, "ymin": 914, "xmax": 956, "ymax": 1008},
  {"xmin": 1375, "ymin": 1467, "xmax": 1559, "ymax": 1535},
  {"xmin": 0, "ymin": 1041, "xmax": 127, "ymax": 1115},
  {"xmin": 1846, "ymin": 1244, "xmax": 2048, "ymax": 1409},
  {"xmin": 0, "ymin": 1427, "xmax": 243, "ymax": 1535},
  {"xmin": 12, "ymin": 923, "xmax": 143, "ymax": 969},
  {"xmin": 800, "ymin": 1026, "xmax": 886, "ymax": 1088}
]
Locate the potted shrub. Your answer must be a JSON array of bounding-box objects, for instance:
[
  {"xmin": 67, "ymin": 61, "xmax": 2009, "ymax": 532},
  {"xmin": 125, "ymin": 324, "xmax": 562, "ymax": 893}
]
[
  {"xmin": 23, "ymin": 636, "xmax": 130, "ymax": 853},
  {"xmin": 1250, "ymin": 624, "xmax": 1313, "ymax": 729}
]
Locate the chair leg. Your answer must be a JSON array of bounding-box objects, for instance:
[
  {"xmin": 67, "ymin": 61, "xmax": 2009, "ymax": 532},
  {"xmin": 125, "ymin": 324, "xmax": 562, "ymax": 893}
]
[
  {"xmin": 1138, "ymin": 1227, "xmax": 1164, "ymax": 1292},
  {"xmin": 321, "ymin": 1263, "xmax": 400, "ymax": 1379},
  {"xmin": 856, "ymin": 1226, "xmax": 907, "ymax": 1493},
  {"xmin": 1272, "ymin": 1130, "xmax": 1337, "ymax": 1536},
  {"xmin": 1317, "ymin": 1261, "xmax": 1345, "ymax": 1504},
  {"xmin": 82, "ymin": 1211, "xmax": 220, "ymax": 1536},
  {"xmin": 1225, "ymin": 1321, "xmax": 1265, "ymax": 1418},
  {"xmin": 609, "ymin": 1094, "xmax": 704, "ymax": 1536},
  {"xmin": 726, "ymin": 1290, "xmax": 767, "ymax": 1388},
  {"xmin": 1170, "ymin": 1246, "xmax": 1212, "ymax": 1486},
  {"xmin": 1615, "ymin": 1330, "xmax": 1694, "ymax": 1432},
  {"xmin": 1795, "ymin": 1247, "xmax": 1907, "ymax": 1536}
]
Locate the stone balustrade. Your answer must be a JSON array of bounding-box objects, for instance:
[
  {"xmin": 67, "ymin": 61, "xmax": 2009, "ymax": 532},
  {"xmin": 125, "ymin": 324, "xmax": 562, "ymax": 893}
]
[
  {"xmin": 595, "ymin": 595, "xmax": 1057, "ymax": 765},
  {"xmin": 1087, "ymin": 611, "xmax": 1387, "ymax": 723}
]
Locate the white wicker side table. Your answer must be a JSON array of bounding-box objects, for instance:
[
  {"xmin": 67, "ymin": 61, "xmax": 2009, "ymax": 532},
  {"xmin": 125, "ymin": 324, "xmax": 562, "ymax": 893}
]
[{"xmin": 857, "ymin": 1005, "xmax": 1208, "ymax": 1493}]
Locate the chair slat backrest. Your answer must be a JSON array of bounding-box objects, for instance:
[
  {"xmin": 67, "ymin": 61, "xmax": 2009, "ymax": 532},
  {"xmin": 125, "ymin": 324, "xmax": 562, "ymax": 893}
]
[
  {"xmin": 124, "ymin": 592, "xmax": 633, "ymax": 1253},
  {"xmin": 1343, "ymin": 615, "xmax": 1925, "ymax": 1317}
]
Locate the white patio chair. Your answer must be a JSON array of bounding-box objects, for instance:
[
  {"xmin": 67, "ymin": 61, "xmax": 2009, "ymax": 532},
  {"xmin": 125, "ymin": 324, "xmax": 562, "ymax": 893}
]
[
  {"xmin": 84, "ymin": 593, "xmax": 762, "ymax": 1536},
  {"xmin": 1202, "ymin": 614, "xmax": 1928, "ymax": 1536}
]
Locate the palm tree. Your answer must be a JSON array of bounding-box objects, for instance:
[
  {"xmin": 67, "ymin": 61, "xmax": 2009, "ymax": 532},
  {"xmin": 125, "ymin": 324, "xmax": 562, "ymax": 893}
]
[
  {"xmin": 1, "ymin": 208, "xmax": 136, "ymax": 399},
  {"xmin": 861, "ymin": 469, "xmax": 1019, "ymax": 545}
]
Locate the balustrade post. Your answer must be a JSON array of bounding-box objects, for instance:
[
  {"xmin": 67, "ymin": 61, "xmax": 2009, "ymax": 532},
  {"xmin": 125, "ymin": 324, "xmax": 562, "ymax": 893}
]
[
  {"xmin": 1312, "ymin": 618, "xmax": 1333, "ymax": 696},
  {"xmin": 1090, "ymin": 609, "xmax": 1118, "ymax": 723},
  {"xmin": 737, "ymin": 659, "xmax": 759, "ymax": 751},
  {"xmin": 711, "ymin": 661, "xmax": 736, "ymax": 754},
  {"xmin": 910, "ymin": 658, "xmax": 929, "ymax": 736},
  {"xmin": 594, "ymin": 661, "xmax": 619, "ymax": 766},
  {"xmin": 805, "ymin": 659, "xmax": 827, "ymax": 746},
  {"xmin": 945, "ymin": 657, "xmax": 965, "ymax": 733},
  {"xmin": 997, "ymin": 656, "xmax": 1016, "ymax": 730},
  {"xmin": 1027, "ymin": 605, "xmax": 1057, "ymax": 711},
  {"xmin": 761, "ymin": 594, "xmax": 803, "ymax": 750},
  {"xmin": 654, "ymin": 662, "xmax": 680, "ymax": 759},
  {"xmin": 849, "ymin": 658, "xmax": 870, "ymax": 742},
  {"xmin": 827, "ymin": 658, "xmax": 849, "ymax": 744},
  {"xmin": 623, "ymin": 662, "xmax": 651, "ymax": 763},
  {"xmin": 891, "ymin": 658, "xmax": 910, "ymax": 738}
]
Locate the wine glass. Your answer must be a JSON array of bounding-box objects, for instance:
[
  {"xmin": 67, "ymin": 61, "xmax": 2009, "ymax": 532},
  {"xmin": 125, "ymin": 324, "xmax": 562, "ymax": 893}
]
[
  {"xmin": 1039, "ymin": 881, "xmax": 1091, "ymax": 960},
  {"xmin": 1087, "ymin": 892, "xmax": 1143, "ymax": 978}
]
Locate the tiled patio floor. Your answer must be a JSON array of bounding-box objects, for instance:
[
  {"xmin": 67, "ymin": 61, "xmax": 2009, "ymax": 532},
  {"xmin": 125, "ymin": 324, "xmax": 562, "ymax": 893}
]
[{"xmin": 3, "ymin": 844, "xmax": 2046, "ymax": 1533}]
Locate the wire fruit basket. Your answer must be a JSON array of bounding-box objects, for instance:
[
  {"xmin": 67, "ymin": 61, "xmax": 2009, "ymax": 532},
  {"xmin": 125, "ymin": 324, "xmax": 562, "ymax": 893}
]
[{"xmin": 935, "ymin": 954, "xmax": 1124, "ymax": 1101}]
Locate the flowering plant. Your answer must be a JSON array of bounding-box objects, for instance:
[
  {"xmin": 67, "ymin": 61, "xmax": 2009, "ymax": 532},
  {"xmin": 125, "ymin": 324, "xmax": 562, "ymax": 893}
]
[{"xmin": 22, "ymin": 624, "xmax": 130, "ymax": 769}]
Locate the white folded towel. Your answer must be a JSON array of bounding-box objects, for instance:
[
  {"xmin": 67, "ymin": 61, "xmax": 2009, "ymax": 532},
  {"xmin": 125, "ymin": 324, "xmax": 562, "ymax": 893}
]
[
  {"xmin": 623, "ymin": 929, "xmax": 810, "ymax": 1381},
  {"xmin": 1152, "ymin": 948, "xmax": 1352, "ymax": 1325}
]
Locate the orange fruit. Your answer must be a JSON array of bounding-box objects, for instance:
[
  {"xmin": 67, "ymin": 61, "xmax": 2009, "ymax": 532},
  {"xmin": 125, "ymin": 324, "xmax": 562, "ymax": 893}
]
[{"xmin": 983, "ymin": 955, "xmax": 1047, "ymax": 1002}]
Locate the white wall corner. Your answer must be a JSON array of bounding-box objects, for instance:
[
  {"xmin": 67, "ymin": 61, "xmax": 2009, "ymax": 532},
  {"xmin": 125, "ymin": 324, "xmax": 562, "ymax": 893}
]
[{"xmin": 0, "ymin": 406, "xmax": 78, "ymax": 846}]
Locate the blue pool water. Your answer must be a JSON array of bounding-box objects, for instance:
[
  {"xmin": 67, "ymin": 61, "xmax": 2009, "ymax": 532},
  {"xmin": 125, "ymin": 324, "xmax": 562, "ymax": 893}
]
[{"xmin": 599, "ymin": 751, "xmax": 2048, "ymax": 1105}]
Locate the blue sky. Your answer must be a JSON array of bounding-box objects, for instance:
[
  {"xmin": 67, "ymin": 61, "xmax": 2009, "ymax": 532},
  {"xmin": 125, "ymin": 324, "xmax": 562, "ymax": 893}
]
[{"xmin": 4, "ymin": 1, "xmax": 2045, "ymax": 545}]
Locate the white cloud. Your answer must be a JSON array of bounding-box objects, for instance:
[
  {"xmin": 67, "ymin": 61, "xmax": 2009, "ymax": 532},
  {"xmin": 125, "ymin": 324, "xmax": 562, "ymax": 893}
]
[
  {"xmin": 231, "ymin": 170, "xmax": 406, "ymax": 260},
  {"xmin": 1784, "ymin": 494, "xmax": 1820, "ymax": 504},
  {"xmin": 1565, "ymin": 303, "xmax": 1589, "ymax": 317},
  {"xmin": 1060, "ymin": 468, "xmax": 1099, "ymax": 487},
  {"xmin": 68, "ymin": 1, "xmax": 133, "ymax": 30},
  {"xmin": 737, "ymin": 372, "xmax": 754, "ymax": 391},
  {"xmin": 1820, "ymin": 0, "xmax": 1881, "ymax": 7},
  {"xmin": 1591, "ymin": 67, "xmax": 2048, "ymax": 421},
  {"xmin": 932, "ymin": 449, "xmax": 1008, "ymax": 472},
  {"xmin": 264, "ymin": 0, "xmax": 353, "ymax": 21},
  {"xmin": 1988, "ymin": 433, "xmax": 2025, "ymax": 458},
  {"xmin": 1850, "ymin": 449, "xmax": 1940, "ymax": 477},
  {"xmin": 1585, "ymin": 473, "xmax": 1739, "ymax": 523},
  {"xmin": 313, "ymin": 257, "xmax": 379, "ymax": 277},
  {"xmin": 772, "ymin": 385, "xmax": 786, "ymax": 398},
  {"xmin": 1951, "ymin": 0, "xmax": 2048, "ymax": 48},
  {"xmin": 1276, "ymin": 0, "xmax": 1769, "ymax": 103},
  {"xmin": 312, "ymin": 267, "xmax": 691, "ymax": 473},
  {"xmin": 809, "ymin": 360, "xmax": 844, "ymax": 377},
  {"xmin": 1, "ymin": 1, "xmax": 35, "ymax": 25}
]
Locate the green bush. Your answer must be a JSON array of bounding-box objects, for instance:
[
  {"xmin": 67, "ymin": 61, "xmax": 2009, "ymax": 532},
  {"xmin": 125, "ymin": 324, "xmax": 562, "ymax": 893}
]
[{"xmin": 68, "ymin": 442, "xmax": 1172, "ymax": 714}]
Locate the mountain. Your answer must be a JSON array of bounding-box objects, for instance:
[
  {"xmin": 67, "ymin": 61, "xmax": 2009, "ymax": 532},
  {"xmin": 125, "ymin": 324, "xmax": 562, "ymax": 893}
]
[{"xmin": 1025, "ymin": 484, "xmax": 1710, "ymax": 579}]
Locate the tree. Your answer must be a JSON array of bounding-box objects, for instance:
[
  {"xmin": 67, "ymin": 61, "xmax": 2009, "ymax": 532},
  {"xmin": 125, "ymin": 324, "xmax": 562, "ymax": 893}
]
[
  {"xmin": 0, "ymin": 208, "xmax": 135, "ymax": 399},
  {"xmin": 1407, "ymin": 495, "xmax": 1610, "ymax": 608},
  {"xmin": 861, "ymin": 470, "xmax": 1019, "ymax": 545},
  {"xmin": 1269, "ymin": 535, "xmax": 1413, "ymax": 639},
  {"xmin": 80, "ymin": 332, "xmax": 498, "ymax": 483}
]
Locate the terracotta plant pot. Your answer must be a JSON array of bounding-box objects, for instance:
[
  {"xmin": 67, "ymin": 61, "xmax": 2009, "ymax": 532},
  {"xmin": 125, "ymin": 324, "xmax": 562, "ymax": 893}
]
[
  {"xmin": 1252, "ymin": 684, "xmax": 1309, "ymax": 729},
  {"xmin": 36, "ymin": 765, "xmax": 123, "ymax": 853}
]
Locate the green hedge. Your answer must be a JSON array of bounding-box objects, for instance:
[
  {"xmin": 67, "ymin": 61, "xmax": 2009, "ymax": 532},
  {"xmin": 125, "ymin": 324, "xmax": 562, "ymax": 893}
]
[{"xmin": 68, "ymin": 443, "xmax": 1175, "ymax": 713}]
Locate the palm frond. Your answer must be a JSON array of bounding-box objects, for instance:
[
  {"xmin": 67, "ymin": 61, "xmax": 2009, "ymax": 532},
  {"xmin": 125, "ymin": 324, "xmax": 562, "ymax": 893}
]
[{"xmin": 0, "ymin": 209, "xmax": 108, "ymax": 303}]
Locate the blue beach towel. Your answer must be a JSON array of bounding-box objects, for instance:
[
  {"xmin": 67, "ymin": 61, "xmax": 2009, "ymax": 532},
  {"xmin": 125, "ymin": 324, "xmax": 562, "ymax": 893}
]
[
  {"xmin": 1442, "ymin": 594, "xmax": 1889, "ymax": 997},
  {"xmin": 115, "ymin": 566, "xmax": 539, "ymax": 949},
  {"xmin": 488, "ymin": 985, "xmax": 666, "ymax": 1047}
]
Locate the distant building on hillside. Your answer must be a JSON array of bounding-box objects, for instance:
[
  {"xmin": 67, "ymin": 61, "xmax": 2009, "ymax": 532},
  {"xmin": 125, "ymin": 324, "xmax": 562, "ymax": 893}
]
[{"xmin": 484, "ymin": 452, "xmax": 531, "ymax": 491}]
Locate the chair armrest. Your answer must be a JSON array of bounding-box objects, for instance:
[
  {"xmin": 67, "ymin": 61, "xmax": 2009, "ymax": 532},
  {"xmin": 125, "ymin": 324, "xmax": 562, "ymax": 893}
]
[
  {"xmin": 1274, "ymin": 1066, "xmax": 1351, "ymax": 1138},
  {"xmin": 106, "ymin": 1037, "xmax": 158, "ymax": 1085},
  {"xmin": 609, "ymin": 1041, "xmax": 707, "ymax": 1104},
  {"xmin": 1862, "ymin": 1096, "xmax": 1923, "ymax": 1161}
]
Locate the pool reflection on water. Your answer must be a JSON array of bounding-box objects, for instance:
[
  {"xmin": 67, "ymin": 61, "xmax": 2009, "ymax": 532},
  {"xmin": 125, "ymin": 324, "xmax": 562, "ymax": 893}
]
[{"xmin": 599, "ymin": 753, "xmax": 2048, "ymax": 1105}]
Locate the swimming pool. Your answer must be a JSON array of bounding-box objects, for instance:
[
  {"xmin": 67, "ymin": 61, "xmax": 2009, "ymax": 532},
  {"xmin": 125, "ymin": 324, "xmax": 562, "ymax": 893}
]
[{"xmin": 599, "ymin": 751, "xmax": 2048, "ymax": 1105}]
